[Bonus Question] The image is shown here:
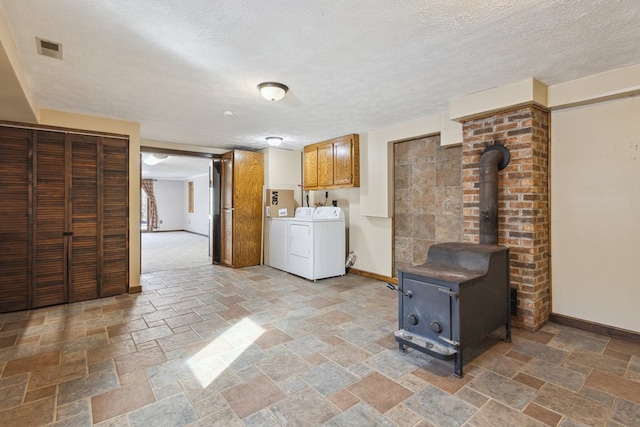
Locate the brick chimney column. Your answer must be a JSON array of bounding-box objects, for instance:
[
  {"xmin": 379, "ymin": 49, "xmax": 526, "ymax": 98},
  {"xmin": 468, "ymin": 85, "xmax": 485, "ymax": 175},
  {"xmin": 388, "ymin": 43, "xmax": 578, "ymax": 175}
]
[{"xmin": 461, "ymin": 105, "xmax": 550, "ymax": 331}]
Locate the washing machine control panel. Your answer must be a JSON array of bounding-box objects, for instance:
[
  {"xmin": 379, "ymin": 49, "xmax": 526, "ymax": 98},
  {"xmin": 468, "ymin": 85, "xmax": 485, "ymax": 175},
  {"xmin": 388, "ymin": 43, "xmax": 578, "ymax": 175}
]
[
  {"xmin": 314, "ymin": 207, "xmax": 344, "ymax": 219},
  {"xmin": 294, "ymin": 207, "xmax": 316, "ymax": 218}
]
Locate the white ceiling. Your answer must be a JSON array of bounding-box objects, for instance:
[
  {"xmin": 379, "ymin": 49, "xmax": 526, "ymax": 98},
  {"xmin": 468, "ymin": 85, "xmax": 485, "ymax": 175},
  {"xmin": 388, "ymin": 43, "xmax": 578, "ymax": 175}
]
[
  {"xmin": 141, "ymin": 153, "xmax": 211, "ymax": 180},
  {"xmin": 1, "ymin": 1, "xmax": 640, "ymax": 152}
]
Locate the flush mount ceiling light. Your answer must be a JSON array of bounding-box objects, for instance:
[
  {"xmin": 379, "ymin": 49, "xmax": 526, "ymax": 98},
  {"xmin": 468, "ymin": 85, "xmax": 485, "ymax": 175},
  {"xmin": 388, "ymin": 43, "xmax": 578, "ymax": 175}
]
[
  {"xmin": 257, "ymin": 82, "xmax": 288, "ymax": 101},
  {"xmin": 266, "ymin": 136, "xmax": 283, "ymax": 146},
  {"xmin": 143, "ymin": 153, "xmax": 169, "ymax": 166}
]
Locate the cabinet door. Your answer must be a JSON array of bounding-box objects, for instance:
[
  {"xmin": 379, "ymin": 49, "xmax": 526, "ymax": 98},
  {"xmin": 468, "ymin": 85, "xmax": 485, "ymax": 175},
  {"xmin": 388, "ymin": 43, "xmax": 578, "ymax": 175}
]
[
  {"xmin": 232, "ymin": 150, "xmax": 264, "ymax": 268},
  {"xmin": 0, "ymin": 128, "xmax": 31, "ymax": 312},
  {"xmin": 220, "ymin": 151, "xmax": 233, "ymax": 266},
  {"xmin": 333, "ymin": 136, "xmax": 354, "ymax": 186},
  {"xmin": 69, "ymin": 134, "xmax": 99, "ymax": 302},
  {"xmin": 303, "ymin": 145, "xmax": 318, "ymax": 189},
  {"xmin": 317, "ymin": 142, "xmax": 334, "ymax": 187},
  {"xmin": 33, "ymin": 131, "xmax": 68, "ymax": 308},
  {"xmin": 100, "ymin": 137, "xmax": 129, "ymax": 297}
]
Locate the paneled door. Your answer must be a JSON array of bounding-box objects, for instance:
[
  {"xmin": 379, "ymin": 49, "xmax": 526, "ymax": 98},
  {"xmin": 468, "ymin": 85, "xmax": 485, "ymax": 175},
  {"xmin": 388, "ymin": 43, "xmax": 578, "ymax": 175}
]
[{"xmin": 219, "ymin": 150, "xmax": 264, "ymax": 268}]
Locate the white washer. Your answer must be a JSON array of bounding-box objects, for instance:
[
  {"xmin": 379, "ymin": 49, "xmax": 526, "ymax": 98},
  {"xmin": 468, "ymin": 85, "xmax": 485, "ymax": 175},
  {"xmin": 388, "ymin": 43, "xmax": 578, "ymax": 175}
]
[{"xmin": 287, "ymin": 206, "xmax": 345, "ymax": 280}]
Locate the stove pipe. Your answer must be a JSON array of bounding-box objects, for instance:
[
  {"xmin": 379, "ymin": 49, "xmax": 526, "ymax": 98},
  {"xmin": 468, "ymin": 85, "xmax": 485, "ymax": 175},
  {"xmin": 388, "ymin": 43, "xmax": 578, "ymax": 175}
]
[{"xmin": 479, "ymin": 145, "xmax": 510, "ymax": 245}]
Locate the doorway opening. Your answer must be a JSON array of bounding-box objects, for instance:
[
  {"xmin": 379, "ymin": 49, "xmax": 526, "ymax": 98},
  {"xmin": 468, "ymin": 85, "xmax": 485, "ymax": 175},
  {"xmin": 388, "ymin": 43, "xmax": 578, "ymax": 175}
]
[
  {"xmin": 140, "ymin": 149, "xmax": 221, "ymax": 274},
  {"xmin": 141, "ymin": 189, "xmax": 149, "ymax": 231}
]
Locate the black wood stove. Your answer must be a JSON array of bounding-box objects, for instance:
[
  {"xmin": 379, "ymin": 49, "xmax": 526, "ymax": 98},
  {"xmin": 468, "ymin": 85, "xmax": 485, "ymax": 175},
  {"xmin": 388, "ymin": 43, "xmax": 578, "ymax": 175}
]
[{"xmin": 392, "ymin": 242, "xmax": 511, "ymax": 378}]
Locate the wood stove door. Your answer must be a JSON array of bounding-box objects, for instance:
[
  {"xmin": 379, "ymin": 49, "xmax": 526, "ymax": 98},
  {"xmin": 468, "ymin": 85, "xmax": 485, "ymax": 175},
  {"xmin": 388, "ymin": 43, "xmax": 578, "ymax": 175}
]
[{"xmin": 401, "ymin": 277, "xmax": 452, "ymax": 342}]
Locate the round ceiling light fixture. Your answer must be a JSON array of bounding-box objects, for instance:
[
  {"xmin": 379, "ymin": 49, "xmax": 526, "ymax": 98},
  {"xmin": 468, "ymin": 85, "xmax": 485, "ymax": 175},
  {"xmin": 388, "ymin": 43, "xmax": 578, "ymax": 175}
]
[
  {"xmin": 143, "ymin": 153, "xmax": 168, "ymax": 166},
  {"xmin": 257, "ymin": 82, "xmax": 288, "ymax": 101},
  {"xmin": 266, "ymin": 136, "xmax": 283, "ymax": 146}
]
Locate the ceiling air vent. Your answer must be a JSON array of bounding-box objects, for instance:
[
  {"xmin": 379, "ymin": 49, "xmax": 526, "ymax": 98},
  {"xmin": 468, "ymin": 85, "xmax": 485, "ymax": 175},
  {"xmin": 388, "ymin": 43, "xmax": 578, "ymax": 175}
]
[{"xmin": 36, "ymin": 37, "xmax": 63, "ymax": 59}]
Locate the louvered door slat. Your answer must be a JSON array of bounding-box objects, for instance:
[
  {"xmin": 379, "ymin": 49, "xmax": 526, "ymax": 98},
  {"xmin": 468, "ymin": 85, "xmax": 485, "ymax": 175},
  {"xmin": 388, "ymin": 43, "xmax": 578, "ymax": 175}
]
[
  {"xmin": 33, "ymin": 131, "xmax": 67, "ymax": 308},
  {"xmin": 100, "ymin": 137, "xmax": 129, "ymax": 297},
  {"xmin": 0, "ymin": 128, "xmax": 31, "ymax": 312},
  {"xmin": 70, "ymin": 134, "xmax": 99, "ymax": 302}
]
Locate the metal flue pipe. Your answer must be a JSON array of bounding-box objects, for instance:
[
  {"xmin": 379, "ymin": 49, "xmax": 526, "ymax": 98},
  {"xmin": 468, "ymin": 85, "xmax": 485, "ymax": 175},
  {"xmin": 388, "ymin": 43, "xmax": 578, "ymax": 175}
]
[{"xmin": 479, "ymin": 145, "xmax": 510, "ymax": 245}]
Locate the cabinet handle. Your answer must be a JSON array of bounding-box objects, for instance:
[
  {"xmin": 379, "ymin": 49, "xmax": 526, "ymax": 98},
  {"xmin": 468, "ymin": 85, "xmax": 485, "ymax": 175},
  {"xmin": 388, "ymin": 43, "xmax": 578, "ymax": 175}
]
[{"xmin": 62, "ymin": 231, "xmax": 74, "ymax": 236}]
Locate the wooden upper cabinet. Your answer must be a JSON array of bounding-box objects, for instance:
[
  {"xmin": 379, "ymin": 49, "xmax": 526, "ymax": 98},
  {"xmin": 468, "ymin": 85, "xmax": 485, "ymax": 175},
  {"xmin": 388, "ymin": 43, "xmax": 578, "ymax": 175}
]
[
  {"xmin": 303, "ymin": 134, "xmax": 359, "ymax": 190},
  {"xmin": 303, "ymin": 145, "xmax": 318, "ymax": 189},
  {"xmin": 333, "ymin": 135, "xmax": 359, "ymax": 187},
  {"xmin": 317, "ymin": 142, "xmax": 334, "ymax": 187}
]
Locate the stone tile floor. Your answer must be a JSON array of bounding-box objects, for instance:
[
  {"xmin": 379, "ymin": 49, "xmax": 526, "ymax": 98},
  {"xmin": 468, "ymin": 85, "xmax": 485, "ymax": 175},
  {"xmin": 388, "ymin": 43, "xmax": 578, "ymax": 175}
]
[{"xmin": 0, "ymin": 264, "xmax": 638, "ymax": 426}]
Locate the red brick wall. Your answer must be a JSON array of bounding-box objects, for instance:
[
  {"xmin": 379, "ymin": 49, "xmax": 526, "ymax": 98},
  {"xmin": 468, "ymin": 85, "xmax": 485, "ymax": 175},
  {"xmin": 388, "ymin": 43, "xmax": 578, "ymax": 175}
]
[{"xmin": 461, "ymin": 105, "xmax": 550, "ymax": 331}]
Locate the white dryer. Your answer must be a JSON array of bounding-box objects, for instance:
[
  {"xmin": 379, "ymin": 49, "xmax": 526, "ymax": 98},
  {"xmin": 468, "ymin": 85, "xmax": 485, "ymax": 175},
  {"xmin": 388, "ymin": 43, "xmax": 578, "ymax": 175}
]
[
  {"xmin": 287, "ymin": 206, "xmax": 345, "ymax": 280},
  {"xmin": 267, "ymin": 217, "xmax": 290, "ymax": 271}
]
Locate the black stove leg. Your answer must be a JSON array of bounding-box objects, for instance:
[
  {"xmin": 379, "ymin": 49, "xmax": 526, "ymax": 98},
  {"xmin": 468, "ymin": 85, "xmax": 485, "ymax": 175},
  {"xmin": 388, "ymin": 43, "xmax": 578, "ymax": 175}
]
[
  {"xmin": 454, "ymin": 351, "xmax": 463, "ymax": 378},
  {"xmin": 504, "ymin": 321, "xmax": 512, "ymax": 343},
  {"xmin": 398, "ymin": 342, "xmax": 406, "ymax": 353}
]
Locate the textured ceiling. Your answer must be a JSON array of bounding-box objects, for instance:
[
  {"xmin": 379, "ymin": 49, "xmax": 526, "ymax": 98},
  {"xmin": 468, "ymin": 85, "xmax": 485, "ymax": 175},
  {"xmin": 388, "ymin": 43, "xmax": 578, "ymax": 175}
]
[
  {"xmin": 141, "ymin": 153, "xmax": 211, "ymax": 180},
  {"xmin": 1, "ymin": 1, "xmax": 640, "ymax": 151}
]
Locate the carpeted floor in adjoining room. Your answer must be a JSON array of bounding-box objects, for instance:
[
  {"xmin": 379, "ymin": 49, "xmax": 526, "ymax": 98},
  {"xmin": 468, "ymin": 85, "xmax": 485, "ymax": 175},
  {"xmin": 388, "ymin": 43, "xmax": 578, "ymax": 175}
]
[{"xmin": 142, "ymin": 231, "xmax": 211, "ymax": 273}]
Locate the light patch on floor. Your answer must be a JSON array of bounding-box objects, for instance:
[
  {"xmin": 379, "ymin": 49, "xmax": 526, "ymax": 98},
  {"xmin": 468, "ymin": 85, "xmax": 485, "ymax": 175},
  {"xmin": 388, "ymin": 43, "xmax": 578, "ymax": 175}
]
[{"xmin": 188, "ymin": 318, "xmax": 264, "ymax": 388}]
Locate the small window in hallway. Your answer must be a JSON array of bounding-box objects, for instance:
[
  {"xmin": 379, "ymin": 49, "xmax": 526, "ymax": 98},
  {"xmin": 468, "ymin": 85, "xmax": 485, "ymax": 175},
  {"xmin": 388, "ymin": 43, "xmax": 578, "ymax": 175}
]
[{"xmin": 188, "ymin": 181, "xmax": 195, "ymax": 213}]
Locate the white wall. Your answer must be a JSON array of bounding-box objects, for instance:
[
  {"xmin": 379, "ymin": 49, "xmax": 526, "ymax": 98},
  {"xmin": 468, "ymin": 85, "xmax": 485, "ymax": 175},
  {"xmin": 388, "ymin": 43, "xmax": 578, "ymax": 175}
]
[
  {"xmin": 551, "ymin": 95, "xmax": 640, "ymax": 332},
  {"xmin": 263, "ymin": 147, "xmax": 303, "ymax": 206},
  {"xmin": 352, "ymin": 114, "xmax": 451, "ymax": 277},
  {"xmin": 152, "ymin": 174, "xmax": 210, "ymax": 235},
  {"xmin": 153, "ymin": 180, "xmax": 184, "ymax": 231},
  {"xmin": 184, "ymin": 173, "xmax": 210, "ymax": 235}
]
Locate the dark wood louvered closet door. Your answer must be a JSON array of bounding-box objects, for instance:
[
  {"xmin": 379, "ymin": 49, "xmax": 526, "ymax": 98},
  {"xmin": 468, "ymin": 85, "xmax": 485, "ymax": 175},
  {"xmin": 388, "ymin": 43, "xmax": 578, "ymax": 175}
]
[
  {"xmin": 33, "ymin": 131, "xmax": 68, "ymax": 307},
  {"xmin": 101, "ymin": 137, "xmax": 128, "ymax": 297},
  {"xmin": 69, "ymin": 134, "xmax": 99, "ymax": 302},
  {"xmin": 0, "ymin": 125, "xmax": 129, "ymax": 313},
  {"xmin": 0, "ymin": 128, "xmax": 31, "ymax": 312},
  {"xmin": 31, "ymin": 131, "xmax": 69, "ymax": 307}
]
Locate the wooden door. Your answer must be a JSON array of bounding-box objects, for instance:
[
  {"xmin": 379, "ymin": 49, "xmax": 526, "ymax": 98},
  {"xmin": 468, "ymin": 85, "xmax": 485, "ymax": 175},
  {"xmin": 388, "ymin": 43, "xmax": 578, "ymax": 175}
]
[
  {"xmin": 232, "ymin": 150, "xmax": 264, "ymax": 268},
  {"xmin": 0, "ymin": 128, "xmax": 31, "ymax": 312},
  {"xmin": 220, "ymin": 151, "xmax": 233, "ymax": 266},
  {"xmin": 0, "ymin": 126, "xmax": 129, "ymax": 313},
  {"xmin": 100, "ymin": 137, "xmax": 129, "ymax": 297},
  {"xmin": 69, "ymin": 134, "xmax": 99, "ymax": 302},
  {"xmin": 317, "ymin": 142, "xmax": 334, "ymax": 187},
  {"xmin": 333, "ymin": 136, "xmax": 355, "ymax": 186},
  {"xmin": 33, "ymin": 131, "xmax": 68, "ymax": 308},
  {"xmin": 303, "ymin": 145, "xmax": 318, "ymax": 189}
]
